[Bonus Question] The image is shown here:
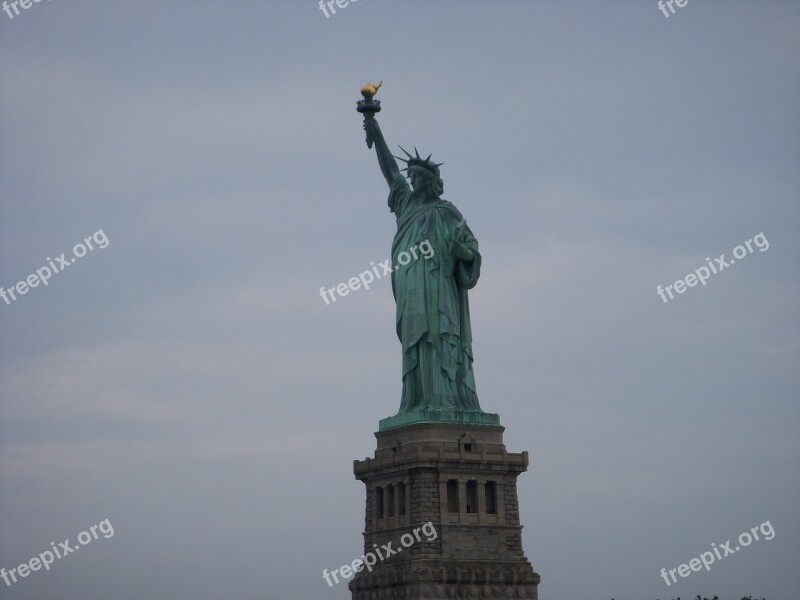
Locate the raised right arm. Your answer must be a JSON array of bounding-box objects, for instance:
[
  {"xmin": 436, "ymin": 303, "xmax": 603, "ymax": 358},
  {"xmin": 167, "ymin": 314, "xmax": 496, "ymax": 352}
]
[{"xmin": 364, "ymin": 115, "xmax": 401, "ymax": 187}]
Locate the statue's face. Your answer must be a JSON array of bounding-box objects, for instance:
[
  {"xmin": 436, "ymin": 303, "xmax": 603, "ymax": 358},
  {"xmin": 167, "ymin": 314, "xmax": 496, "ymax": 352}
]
[
  {"xmin": 409, "ymin": 167, "xmax": 435, "ymax": 197},
  {"xmin": 408, "ymin": 169, "xmax": 424, "ymax": 190}
]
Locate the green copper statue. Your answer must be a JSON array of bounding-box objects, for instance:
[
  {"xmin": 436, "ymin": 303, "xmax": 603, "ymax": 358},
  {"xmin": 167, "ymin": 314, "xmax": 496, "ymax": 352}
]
[{"xmin": 358, "ymin": 83, "xmax": 498, "ymax": 429}]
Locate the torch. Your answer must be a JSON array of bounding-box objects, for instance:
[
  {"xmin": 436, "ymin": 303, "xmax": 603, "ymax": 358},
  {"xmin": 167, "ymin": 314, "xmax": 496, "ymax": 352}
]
[{"xmin": 356, "ymin": 81, "xmax": 382, "ymax": 149}]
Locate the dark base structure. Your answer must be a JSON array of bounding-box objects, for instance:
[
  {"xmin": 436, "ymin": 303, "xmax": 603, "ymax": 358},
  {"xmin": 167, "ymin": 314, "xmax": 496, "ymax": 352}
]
[{"xmin": 350, "ymin": 422, "xmax": 540, "ymax": 599}]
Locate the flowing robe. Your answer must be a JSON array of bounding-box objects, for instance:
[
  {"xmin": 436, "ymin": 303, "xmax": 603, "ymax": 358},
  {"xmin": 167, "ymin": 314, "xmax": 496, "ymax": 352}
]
[{"xmin": 388, "ymin": 173, "xmax": 483, "ymax": 413}]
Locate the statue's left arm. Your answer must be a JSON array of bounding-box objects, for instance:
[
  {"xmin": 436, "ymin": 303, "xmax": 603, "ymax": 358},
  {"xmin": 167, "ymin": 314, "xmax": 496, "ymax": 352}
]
[
  {"xmin": 450, "ymin": 220, "xmax": 481, "ymax": 289},
  {"xmin": 450, "ymin": 220, "xmax": 476, "ymax": 262}
]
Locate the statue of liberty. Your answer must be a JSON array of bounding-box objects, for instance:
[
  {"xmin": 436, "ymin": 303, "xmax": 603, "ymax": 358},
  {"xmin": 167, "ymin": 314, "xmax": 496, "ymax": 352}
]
[{"xmin": 358, "ymin": 83, "xmax": 497, "ymax": 428}]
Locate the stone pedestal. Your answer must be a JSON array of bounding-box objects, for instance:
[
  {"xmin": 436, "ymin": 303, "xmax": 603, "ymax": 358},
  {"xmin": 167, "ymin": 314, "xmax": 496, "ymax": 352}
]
[{"xmin": 350, "ymin": 422, "xmax": 540, "ymax": 599}]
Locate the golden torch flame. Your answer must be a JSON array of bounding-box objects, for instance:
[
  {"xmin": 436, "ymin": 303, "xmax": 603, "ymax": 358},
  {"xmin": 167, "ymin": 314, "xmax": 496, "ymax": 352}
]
[{"xmin": 360, "ymin": 81, "xmax": 382, "ymax": 99}]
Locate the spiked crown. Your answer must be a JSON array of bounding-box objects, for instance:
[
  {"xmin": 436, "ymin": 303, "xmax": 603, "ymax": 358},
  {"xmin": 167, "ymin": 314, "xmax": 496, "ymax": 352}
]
[{"xmin": 394, "ymin": 145, "xmax": 444, "ymax": 177}]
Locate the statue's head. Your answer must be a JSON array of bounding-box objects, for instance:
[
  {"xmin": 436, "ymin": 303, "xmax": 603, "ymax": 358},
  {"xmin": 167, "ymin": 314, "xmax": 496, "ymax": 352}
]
[{"xmin": 394, "ymin": 146, "xmax": 444, "ymax": 198}]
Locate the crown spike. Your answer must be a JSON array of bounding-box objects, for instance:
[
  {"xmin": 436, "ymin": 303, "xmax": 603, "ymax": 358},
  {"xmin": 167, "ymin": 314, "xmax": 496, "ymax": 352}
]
[
  {"xmin": 425, "ymin": 153, "xmax": 432, "ymax": 162},
  {"xmin": 397, "ymin": 145, "xmax": 414, "ymax": 159},
  {"xmin": 393, "ymin": 155, "xmax": 410, "ymax": 163},
  {"xmin": 414, "ymin": 146, "xmax": 420, "ymax": 158},
  {"xmin": 435, "ymin": 162, "xmax": 444, "ymax": 167}
]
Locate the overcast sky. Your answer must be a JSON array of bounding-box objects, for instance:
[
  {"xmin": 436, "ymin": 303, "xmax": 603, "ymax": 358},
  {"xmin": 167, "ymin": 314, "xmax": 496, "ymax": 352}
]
[{"xmin": 1, "ymin": 1, "xmax": 799, "ymax": 599}]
